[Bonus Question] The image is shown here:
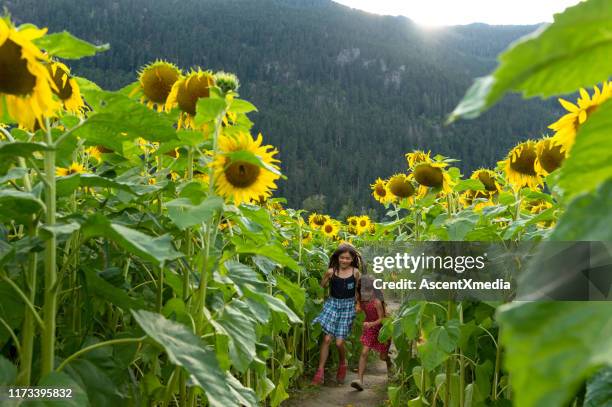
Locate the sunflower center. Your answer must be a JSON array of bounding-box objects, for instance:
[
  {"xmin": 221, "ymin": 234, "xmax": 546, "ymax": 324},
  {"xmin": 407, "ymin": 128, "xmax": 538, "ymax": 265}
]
[
  {"xmin": 375, "ymin": 184, "xmax": 386, "ymax": 196},
  {"xmin": 477, "ymin": 172, "xmax": 497, "ymax": 192},
  {"xmin": 510, "ymin": 148, "xmax": 537, "ymax": 176},
  {"xmin": 414, "ymin": 165, "xmax": 443, "ymax": 187},
  {"xmin": 177, "ymin": 75, "xmax": 211, "ymax": 115},
  {"xmin": 540, "ymin": 143, "xmax": 565, "ymax": 173},
  {"xmin": 314, "ymin": 216, "xmax": 326, "ymax": 226},
  {"xmin": 49, "ymin": 65, "xmax": 73, "ymax": 100},
  {"xmin": 224, "ymin": 161, "xmax": 260, "ymax": 188},
  {"xmin": 350, "ymin": 219, "xmax": 357, "ymax": 226},
  {"xmin": 324, "ymin": 224, "xmax": 333, "ymax": 233},
  {"xmin": 141, "ymin": 65, "xmax": 179, "ymax": 104},
  {"xmin": 359, "ymin": 220, "xmax": 367, "ymax": 227},
  {"xmin": 388, "ymin": 178, "xmax": 415, "ymax": 198},
  {"xmin": 0, "ymin": 39, "xmax": 37, "ymax": 95}
]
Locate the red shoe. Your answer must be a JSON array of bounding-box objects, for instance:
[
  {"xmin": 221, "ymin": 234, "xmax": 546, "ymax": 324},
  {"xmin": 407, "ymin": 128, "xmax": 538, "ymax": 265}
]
[
  {"xmin": 311, "ymin": 368, "xmax": 324, "ymax": 385},
  {"xmin": 336, "ymin": 362, "xmax": 348, "ymax": 384}
]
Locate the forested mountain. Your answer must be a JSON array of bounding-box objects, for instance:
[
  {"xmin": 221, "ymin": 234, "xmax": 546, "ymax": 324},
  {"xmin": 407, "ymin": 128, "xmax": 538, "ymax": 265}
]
[{"xmin": 2, "ymin": 0, "xmax": 562, "ymax": 216}]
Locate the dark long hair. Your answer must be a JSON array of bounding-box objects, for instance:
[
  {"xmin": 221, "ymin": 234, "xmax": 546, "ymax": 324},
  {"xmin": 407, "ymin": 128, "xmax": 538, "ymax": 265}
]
[{"xmin": 328, "ymin": 243, "xmax": 366, "ymax": 275}]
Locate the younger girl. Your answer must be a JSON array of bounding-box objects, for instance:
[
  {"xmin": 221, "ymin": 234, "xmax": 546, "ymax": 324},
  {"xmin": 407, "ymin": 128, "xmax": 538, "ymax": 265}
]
[
  {"xmin": 311, "ymin": 243, "xmax": 363, "ymax": 385},
  {"xmin": 351, "ymin": 275, "xmax": 391, "ymax": 391}
]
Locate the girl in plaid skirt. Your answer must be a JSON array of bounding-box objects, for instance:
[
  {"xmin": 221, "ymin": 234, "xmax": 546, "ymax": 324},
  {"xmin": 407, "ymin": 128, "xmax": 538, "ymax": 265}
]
[{"xmin": 311, "ymin": 243, "xmax": 363, "ymax": 385}]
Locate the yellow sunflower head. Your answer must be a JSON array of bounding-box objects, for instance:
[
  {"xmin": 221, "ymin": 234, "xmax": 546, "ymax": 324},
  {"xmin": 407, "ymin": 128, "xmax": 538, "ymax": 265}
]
[
  {"xmin": 0, "ymin": 19, "xmax": 59, "ymax": 130},
  {"xmin": 136, "ymin": 60, "xmax": 181, "ymax": 111},
  {"xmin": 346, "ymin": 216, "xmax": 359, "ymax": 228},
  {"xmin": 405, "ymin": 150, "xmax": 431, "ymax": 169},
  {"xmin": 56, "ymin": 162, "xmax": 87, "ymax": 177},
  {"xmin": 321, "ymin": 219, "xmax": 340, "ymax": 238},
  {"xmin": 370, "ymin": 177, "xmax": 394, "ymax": 204},
  {"xmin": 47, "ymin": 61, "xmax": 85, "ymax": 115},
  {"xmin": 308, "ymin": 213, "xmax": 329, "ymax": 229},
  {"xmin": 356, "ymin": 215, "xmax": 371, "ymax": 234},
  {"xmin": 166, "ymin": 69, "xmax": 215, "ymax": 128},
  {"xmin": 549, "ymin": 82, "xmax": 611, "ymax": 153},
  {"xmin": 213, "ymin": 132, "xmax": 281, "ymax": 205},
  {"xmin": 503, "ymin": 140, "xmax": 542, "ymax": 190},
  {"xmin": 413, "ymin": 162, "xmax": 454, "ymax": 194},
  {"xmin": 535, "ymin": 137, "xmax": 565, "ymax": 176},
  {"xmin": 85, "ymin": 146, "xmax": 102, "ymax": 163},
  {"xmin": 387, "ymin": 173, "xmax": 415, "ymax": 200},
  {"xmin": 471, "ymin": 169, "xmax": 499, "ymax": 192}
]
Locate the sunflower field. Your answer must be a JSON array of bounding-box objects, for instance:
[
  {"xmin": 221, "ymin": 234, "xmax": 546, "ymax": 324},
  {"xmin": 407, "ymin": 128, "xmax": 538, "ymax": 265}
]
[{"xmin": 0, "ymin": 0, "xmax": 611, "ymax": 406}]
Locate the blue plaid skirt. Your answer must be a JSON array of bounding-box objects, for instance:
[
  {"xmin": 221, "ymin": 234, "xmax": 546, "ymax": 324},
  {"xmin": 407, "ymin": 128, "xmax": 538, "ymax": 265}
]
[{"xmin": 313, "ymin": 297, "xmax": 356, "ymax": 339}]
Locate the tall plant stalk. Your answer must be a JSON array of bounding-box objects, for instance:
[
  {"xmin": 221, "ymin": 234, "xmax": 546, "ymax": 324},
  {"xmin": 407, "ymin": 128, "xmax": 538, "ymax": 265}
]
[{"xmin": 41, "ymin": 119, "xmax": 58, "ymax": 376}]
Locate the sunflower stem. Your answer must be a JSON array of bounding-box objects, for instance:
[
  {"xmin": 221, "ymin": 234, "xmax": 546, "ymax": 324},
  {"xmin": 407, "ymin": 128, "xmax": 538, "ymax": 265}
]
[{"xmin": 41, "ymin": 117, "xmax": 58, "ymax": 376}]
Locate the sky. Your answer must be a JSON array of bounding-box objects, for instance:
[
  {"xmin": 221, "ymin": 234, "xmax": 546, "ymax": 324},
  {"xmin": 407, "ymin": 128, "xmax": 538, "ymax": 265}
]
[{"xmin": 332, "ymin": 0, "xmax": 582, "ymax": 26}]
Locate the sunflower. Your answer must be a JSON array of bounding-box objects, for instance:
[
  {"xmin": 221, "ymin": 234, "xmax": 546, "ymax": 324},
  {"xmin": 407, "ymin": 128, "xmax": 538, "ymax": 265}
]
[
  {"xmin": 356, "ymin": 215, "xmax": 371, "ymax": 235},
  {"xmin": 214, "ymin": 71, "xmax": 240, "ymax": 94},
  {"xmin": 0, "ymin": 19, "xmax": 59, "ymax": 130},
  {"xmin": 347, "ymin": 216, "xmax": 359, "ymax": 229},
  {"xmin": 47, "ymin": 61, "xmax": 85, "ymax": 114},
  {"xmin": 405, "ymin": 150, "xmax": 431, "ymax": 169},
  {"xmin": 471, "ymin": 169, "xmax": 500, "ymax": 194},
  {"xmin": 308, "ymin": 213, "xmax": 329, "ymax": 229},
  {"xmin": 368, "ymin": 223, "xmax": 377, "ymax": 235},
  {"xmin": 135, "ymin": 61, "xmax": 181, "ymax": 112},
  {"xmin": 85, "ymin": 146, "xmax": 102, "ymax": 163},
  {"xmin": 370, "ymin": 178, "xmax": 395, "ymax": 204},
  {"xmin": 535, "ymin": 137, "xmax": 565, "ymax": 176},
  {"xmin": 549, "ymin": 82, "xmax": 611, "ymax": 153},
  {"xmin": 213, "ymin": 132, "xmax": 281, "ymax": 205},
  {"xmin": 503, "ymin": 140, "xmax": 542, "ymax": 190},
  {"xmin": 166, "ymin": 69, "xmax": 215, "ymax": 129},
  {"xmin": 413, "ymin": 162, "xmax": 454, "ymax": 194},
  {"xmin": 56, "ymin": 162, "xmax": 87, "ymax": 176},
  {"xmin": 387, "ymin": 173, "xmax": 415, "ymax": 200},
  {"xmin": 321, "ymin": 219, "xmax": 340, "ymax": 238}
]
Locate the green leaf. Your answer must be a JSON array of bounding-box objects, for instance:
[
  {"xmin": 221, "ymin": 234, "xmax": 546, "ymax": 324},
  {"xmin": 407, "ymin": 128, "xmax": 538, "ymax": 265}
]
[
  {"xmin": 83, "ymin": 269, "xmax": 145, "ymax": 311},
  {"xmin": 0, "ymin": 355, "xmax": 17, "ymax": 385},
  {"xmin": 73, "ymin": 91, "xmax": 177, "ymax": 152},
  {"xmin": 449, "ymin": 0, "xmax": 612, "ymax": 121},
  {"xmin": 229, "ymin": 99, "xmax": 258, "ymax": 114},
  {"xmin": 225, "ymin": 150, "xmax": 282, "ymax": 176},
  {"xmin": 454, "ymin": 179, "xmax": 486, "ymax": 192},
  {"xmin": 275, "ymin": 274, "xmax": 305, "ymax": 316},
  {"xmin": 550, "ymin": 179, "xmax": 612, "ymax": 241},
  {"xmin": 0, "ymin": 190, "xmax": 46, "ymax": 223},
  {"xmin": 418, "ymin": 320, "xmax": 460, "ymax": 371},
  {"xmin": 166, "ymin": 196, "xmax": 223, "ymax": 230},
  {"xmin": 64, "ymin": 359, "xmax": 123, "ymax": 406},
  {"xmin": 234, "ymin": 242, "xmax": 300, "ymax": 271},
  {"xmin": 30, "ymin": 371, "xmax": 90, "ymax": 406},
  {"xmin": 39, "ymin": 222, "xmax": 81, "ymax": 239},
  {"xmin": 34, "ymin": 31, "xmax": 109, "ymax": 59},
  {"xmin": 0, "ymin": 141, "xmax": 54, "ymax": 159},
  {"xmin": 222, "ymin": 260, "xmax": 267, "ymax": 293},
  {"xmin": 0, "ymin": 167, "xmax": 28, "ymax": 184},
  {"xmin": 216, "ymin": 300, "xmax": 258, "ymax": 372},
  {"xmin": 585, "ymin": 367, "xmax": 612, "ymax": 407},
  {"xmin": 194, "ymin": 98, "xmax": 227, "ymax": 125},
  {"xmin": 56, "ymin": 173, "xmax": 141, "ymax": 197},
  {"xmin": 132, "ymin": 310, "xmax": 255, "ymax": 406},
  {"xmin": 497, "ymin": 302, "xmax": 612, "ymax": 407},
  {"xmin": 557, "ymin": 101, "xmax": 612, "ymax": 198},
  {"xmin": 81, "ymin": 214, "xmax": 182, "ymax": 266}
]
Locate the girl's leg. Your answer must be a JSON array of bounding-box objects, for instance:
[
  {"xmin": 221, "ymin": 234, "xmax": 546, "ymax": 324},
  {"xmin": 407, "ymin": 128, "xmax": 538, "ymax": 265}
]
[
  {"xmin": 335, "ymin": 338, "xmax": 346, "ymax": 365},
  {"xmin": 358, "ymin": 345, "xmax": 370, "ymax": 384},
  {"xmin": 317, "ymin": 334, "xmax": 333, "ymax": 370}
]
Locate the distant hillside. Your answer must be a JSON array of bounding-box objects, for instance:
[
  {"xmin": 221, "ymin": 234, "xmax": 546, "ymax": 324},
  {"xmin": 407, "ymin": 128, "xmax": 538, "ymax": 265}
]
[{"xmin": 2, "ymin": 0, "xmax": 562, "ymax": 216}]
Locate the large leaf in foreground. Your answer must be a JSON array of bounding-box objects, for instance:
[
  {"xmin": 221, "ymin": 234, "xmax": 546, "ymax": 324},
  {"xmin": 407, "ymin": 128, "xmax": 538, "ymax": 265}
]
[
  {"xmin": 556, "ymin": 101, "xmax": 612, "ymax": 199},
  {"xmin": 497, "ymin": 302, "xmax": 612, "ymax": 407},
  {"xmin": 34, "ymin": 31, "xmax": 108, "ymax": 59},
  {"xmin": 29, "ymin": 371, "xmax": 90, "ymax": 406},
  {"xmin": 132, "ymin": 310, "xmax": 256, "ymax": 407},
  {"xmin": 449, "ymin": 0, "xmax": 612, "ymax": 121}
]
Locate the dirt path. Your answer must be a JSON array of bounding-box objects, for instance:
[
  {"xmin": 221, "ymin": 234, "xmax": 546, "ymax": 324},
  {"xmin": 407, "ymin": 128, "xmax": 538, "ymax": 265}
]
[{"xmin": 285, "ymin": 299, "xmax": 400, "ymax": 407}]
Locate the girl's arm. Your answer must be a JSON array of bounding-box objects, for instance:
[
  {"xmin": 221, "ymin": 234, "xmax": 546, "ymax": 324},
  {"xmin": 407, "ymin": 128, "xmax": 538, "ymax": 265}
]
[
  {"xmin": 320, "ymin": 268, "xmax": 334, "ymax": 288},
  {"xmin": 364, "ymin": 299, "xmax": 385, "ymax": 328}
]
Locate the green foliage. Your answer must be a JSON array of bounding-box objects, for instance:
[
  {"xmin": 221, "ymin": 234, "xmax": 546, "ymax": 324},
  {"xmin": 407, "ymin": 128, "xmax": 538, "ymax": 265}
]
[{"xmin": 34, "ymin": 31, "xmax": 109, "ymax": 59}]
